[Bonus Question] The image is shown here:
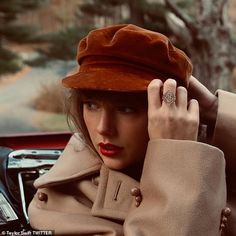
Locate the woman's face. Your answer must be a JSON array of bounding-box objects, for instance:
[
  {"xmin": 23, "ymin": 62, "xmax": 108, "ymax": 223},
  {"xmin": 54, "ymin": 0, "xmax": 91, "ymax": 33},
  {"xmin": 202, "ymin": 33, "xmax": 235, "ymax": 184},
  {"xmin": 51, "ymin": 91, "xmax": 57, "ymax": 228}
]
[{"xmin": 82, "ymin": 91, "xmax": 149, "ymax": 170}]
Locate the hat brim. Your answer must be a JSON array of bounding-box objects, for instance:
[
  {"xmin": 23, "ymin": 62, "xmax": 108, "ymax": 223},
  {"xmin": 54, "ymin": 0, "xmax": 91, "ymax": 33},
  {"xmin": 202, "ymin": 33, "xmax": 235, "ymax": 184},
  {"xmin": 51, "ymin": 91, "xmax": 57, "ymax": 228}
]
[{"xmin": 62, "ymin": 69, "xmax": 167, "ymax": 92}]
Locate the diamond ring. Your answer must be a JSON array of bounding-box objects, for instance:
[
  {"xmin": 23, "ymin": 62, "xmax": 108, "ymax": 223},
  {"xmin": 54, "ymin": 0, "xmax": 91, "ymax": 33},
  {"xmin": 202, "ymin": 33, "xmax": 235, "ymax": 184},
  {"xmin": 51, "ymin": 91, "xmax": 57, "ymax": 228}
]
[{"xmin": 162, "ymin": 91, "xmax": 176, "ymax": 105}]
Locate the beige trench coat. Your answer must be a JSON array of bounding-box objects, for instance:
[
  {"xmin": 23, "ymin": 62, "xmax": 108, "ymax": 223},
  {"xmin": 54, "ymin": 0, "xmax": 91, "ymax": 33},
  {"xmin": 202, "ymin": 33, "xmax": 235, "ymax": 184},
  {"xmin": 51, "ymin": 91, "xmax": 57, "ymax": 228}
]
[{"xmin": 28, "ymin": 90, "xmax": 236, "ymax": 235}]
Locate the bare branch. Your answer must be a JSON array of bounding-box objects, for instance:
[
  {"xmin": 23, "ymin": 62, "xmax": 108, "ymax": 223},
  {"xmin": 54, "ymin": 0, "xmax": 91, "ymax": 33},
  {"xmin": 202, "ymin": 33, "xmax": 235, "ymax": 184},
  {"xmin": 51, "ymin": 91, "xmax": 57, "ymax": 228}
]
[
  {"xmin": 164, "ymin": 0, "xmax": 196, "ymax": 33},
  {"xmin": 230, "ymin": 41, "xmax": 236, "ymax": 65},
  {"xmin": 216, "ymin": 0, "xmax": 228, "ymax": 15},
  {"xmin": 162, "ymin": 0, "xmax": 235, "ymax": 91},
  {"xmin": 198, "ymin": 0, "xmax": 212, "ymax": 20},
  {"xmin": 196, "ymin": 0, "xmax": 203, "ymax": 16},
  {"xmin": 216, "ymin": 0, "xmax": 228, "ymax": 24},
  {"xmin": 195, "ymin": 0, "xmax": 227, "ymax": 25},
  {"xmin": 166, "ymin": 12, "xmax": 192, "ymax": 44},
  {"xmin": 164, "ymin": 0, "xmax": 189, "ymax": 23}
]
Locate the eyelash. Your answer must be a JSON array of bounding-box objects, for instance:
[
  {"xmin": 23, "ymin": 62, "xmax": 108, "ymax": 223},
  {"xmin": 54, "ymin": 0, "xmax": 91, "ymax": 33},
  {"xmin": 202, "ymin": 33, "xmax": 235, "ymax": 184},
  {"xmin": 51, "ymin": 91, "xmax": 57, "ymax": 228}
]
[
  {"xmin": 83, "ymin": 101, "xmax": 100, "ymax": 111},
  {"xmin": 83, "ymin": 101, "xmax": 137, "ymax": 114},
  {"xmin": 117, "ymin": 106, "xmax": 136, "ymax": 113}
]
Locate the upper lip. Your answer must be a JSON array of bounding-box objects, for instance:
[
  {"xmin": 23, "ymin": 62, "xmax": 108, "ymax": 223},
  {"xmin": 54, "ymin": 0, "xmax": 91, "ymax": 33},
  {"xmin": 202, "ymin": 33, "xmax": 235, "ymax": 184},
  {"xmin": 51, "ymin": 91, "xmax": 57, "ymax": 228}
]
[{"xmin": 98, "ymin": 142, "xmax": 123, "ymax": 150}]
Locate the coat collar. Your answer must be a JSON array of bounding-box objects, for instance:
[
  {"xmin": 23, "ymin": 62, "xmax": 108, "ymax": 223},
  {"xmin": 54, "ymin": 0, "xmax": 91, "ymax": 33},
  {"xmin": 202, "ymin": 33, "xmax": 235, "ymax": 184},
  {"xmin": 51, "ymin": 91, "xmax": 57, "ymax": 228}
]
[
  {"xmin": 34, "ymin": 134, "xmax": 102, "ymax": 188},
  {"xmin": 34, "ymin": 134, "xmax": 140, "ymax": 221},
  {"xmin": 92, "ymin": 165, "xmax": 139, "ymax": 221}
]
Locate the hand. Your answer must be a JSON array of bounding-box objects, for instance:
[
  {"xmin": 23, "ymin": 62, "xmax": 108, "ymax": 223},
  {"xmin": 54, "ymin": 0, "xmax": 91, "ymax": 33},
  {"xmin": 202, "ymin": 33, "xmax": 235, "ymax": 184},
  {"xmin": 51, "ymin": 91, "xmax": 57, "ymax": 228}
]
[
  {"xmin": 147, "ymin": 79, "xmax": 199, "ymax": 141},
  {"xmin": 188, "ymin": 75, "xmax": 218, "ymax": 131}
]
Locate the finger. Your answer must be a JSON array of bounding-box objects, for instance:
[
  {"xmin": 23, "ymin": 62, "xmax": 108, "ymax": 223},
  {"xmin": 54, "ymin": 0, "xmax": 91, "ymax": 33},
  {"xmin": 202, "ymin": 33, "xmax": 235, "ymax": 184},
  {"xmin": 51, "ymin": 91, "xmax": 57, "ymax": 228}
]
[
  {"xmin": 176, "ymin": 86, "xmax": 188, "ymax": 109},
  {"xmin": 188, "ymin": 99, "xmax": 199, "ymax": 121},
  {"xmin": 188, "ymin": 75, "xmax": 211, "ymax": 100},
  {"xmin": 188, "ymin": 75, "xmax": 216, "ymax": 109},
  {"xmin": 162, "ymin": 78, "xmax": 177, "ymax": 107},
  {"xmin": 147, "ymin": 79, "xmax": 163, "ymax": 109}
]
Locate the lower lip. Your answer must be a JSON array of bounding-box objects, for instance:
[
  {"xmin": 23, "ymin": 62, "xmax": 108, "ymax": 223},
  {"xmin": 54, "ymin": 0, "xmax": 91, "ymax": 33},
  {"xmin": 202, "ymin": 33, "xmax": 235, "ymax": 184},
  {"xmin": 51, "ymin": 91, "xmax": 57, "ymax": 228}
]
[{"xmin": 99, "ymin": 145, "xmax": 123, "ymax": 157}]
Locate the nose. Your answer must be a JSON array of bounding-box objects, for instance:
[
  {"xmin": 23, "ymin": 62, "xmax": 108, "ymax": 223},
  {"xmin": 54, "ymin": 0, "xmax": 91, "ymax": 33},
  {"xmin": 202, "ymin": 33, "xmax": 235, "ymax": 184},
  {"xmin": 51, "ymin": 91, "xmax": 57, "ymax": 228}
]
[{"xmin": 97, "ymin": 109, "xmax": 117, "ymax": 137}]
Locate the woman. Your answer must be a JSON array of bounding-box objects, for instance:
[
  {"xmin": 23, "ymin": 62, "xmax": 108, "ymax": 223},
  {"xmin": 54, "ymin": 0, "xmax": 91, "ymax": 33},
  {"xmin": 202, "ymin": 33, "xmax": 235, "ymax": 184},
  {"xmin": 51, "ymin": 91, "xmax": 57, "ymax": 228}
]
[{"xmin": 28, "ymin": 24, "xmax": 235, "ymax": 235}]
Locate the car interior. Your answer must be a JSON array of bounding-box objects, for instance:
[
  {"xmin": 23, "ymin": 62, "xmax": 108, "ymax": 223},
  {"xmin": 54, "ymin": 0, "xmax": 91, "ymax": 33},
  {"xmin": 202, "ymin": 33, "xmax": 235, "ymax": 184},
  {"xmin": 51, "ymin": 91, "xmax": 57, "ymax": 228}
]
[{"xmin": 0, "ymin": 132, "xmax": 72, "ymax": 230}]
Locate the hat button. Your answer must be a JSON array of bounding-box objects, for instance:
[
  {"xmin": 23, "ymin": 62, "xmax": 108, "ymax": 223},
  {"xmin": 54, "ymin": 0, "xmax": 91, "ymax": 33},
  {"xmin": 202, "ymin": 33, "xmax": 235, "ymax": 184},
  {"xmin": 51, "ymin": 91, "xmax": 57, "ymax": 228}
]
[{"xmin": 37, "ymin": 192, "xmax": 48, "ymax": 202}]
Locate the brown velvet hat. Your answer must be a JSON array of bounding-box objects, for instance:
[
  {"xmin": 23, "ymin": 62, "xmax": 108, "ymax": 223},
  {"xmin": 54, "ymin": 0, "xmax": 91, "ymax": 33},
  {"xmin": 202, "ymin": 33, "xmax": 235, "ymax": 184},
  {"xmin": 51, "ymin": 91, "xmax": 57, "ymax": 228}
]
[{"xmin": 62, "ymin": 24, "xmax": 192, "ymax": 92}]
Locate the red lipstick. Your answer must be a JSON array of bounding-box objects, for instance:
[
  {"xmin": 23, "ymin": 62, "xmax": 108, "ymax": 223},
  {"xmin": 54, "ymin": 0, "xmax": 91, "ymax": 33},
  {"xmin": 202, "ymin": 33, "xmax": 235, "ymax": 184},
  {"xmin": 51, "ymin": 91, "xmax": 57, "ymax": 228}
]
[{"xmin": 98, "ymin": 143, "xmax": 123, "ymax": 157}]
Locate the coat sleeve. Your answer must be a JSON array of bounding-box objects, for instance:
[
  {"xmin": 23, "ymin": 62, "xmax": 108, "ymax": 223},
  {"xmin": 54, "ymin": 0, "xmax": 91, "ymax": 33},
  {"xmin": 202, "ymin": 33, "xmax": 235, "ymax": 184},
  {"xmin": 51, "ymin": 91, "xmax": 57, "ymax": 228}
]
[
  {"xmin": 212, "ymin": 89, "xmax": 236, "ymax": 173},
  {"xmin": 211, "ymin": 90, "xmax": 236, "ymax": 236},
  {"xmin": 124, "ymin": 139, "xmax": 226, "ymax": 236}
]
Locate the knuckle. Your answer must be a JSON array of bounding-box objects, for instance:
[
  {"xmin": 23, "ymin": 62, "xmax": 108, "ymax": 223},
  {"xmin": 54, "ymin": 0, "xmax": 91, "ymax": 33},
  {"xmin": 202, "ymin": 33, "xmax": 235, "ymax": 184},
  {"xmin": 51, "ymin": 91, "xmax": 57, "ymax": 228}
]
[
  {"xmin": 149, "ymin": 110, "xmax": 166, "ymax": 123},
  {"xmin": 189, "ymin": 116, "xmax": 199, "ymax": 126},
  {"xmin": 177, "ymin": 114, "xmax": 185, "ymax": 123},
  {"xmin": 148, "ymin": 113, "xmax": 156, "ymax": 122},
  {"xmin": 166, "ymin": 111, "xmax": 175, "ymax": 122},
  {"xmin": 148, "ymin": 111, "xmax": 159, "ymax": 122}
]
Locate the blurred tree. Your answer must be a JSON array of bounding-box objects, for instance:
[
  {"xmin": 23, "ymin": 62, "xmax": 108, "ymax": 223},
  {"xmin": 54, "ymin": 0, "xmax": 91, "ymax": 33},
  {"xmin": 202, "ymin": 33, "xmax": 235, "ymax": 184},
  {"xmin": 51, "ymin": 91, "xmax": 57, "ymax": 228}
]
[
  {"xmin": 78, "ymin": 0, "xmax": 236, "ymax": 91},
  {"xmin": 28, "ymin": 0, "xmax": 92, "ymax": 66},
  {"xmin": 29, "ymin": 0, "xmax": 235, "ymax": 91},
  {"xmin": 77, "ymin": 0, "xmax": 172, "ymax": 35},
  {"xmin": 164, "ymin": 0, "xmax": 236, "ymax": 91},
  {"xmin": 31, "ymin": 0, "xmax": 190, "ymax": 66},
  {"xmin": 28, "ymin": 25, "xmax": 91, "ymax": 66},
  {"xmin": 0, "ymin": 0, "xmax": 46, "ymax": 75}
]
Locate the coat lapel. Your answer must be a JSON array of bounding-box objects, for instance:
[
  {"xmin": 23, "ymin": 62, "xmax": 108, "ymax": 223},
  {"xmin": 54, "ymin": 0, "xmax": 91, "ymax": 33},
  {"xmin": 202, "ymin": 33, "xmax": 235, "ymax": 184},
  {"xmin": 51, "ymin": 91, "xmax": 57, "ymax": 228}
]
[
  {"xmin": 34, "ymin": 134, "xmax": 140, "ymax": 222},
  {"xmin": 34, "ymin": 134, "xmax": 102, "ymax": 188},
  {"xmin": 92, "ymin": 165, "xmax": 139, "ymax": 221}
]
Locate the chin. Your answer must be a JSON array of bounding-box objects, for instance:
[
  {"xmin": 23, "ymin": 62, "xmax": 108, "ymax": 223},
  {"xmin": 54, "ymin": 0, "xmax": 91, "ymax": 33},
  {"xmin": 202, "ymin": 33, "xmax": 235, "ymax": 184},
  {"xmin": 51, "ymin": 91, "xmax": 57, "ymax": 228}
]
[{"xmin": 103, "ymin": 159, "xmax": 128, "ymax": 170}]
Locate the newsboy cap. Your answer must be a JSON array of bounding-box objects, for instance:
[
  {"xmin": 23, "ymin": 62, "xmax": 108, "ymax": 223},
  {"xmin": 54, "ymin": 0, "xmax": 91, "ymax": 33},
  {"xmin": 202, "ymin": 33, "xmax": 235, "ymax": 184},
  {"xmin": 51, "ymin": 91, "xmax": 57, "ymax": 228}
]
[{"xmin": 62, "ymin": 24, "xmax": 192, "ymax": 91}]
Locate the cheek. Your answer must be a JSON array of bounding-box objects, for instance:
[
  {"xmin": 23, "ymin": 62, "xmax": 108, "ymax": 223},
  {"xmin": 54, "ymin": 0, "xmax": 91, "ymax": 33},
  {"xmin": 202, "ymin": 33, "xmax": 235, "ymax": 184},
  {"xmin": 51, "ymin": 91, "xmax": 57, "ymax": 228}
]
[
  {"xmin": 122, "ymin": 119, "xmax": 149, "ymax": 165},
  {"xmin": 124, "ymin": 115, "xmax": 148, "ymax": 136},
  {"xmin": 121, "ymin": 116, "xmax": 149, "ymax": 148},
  {"xmin": 83, "ymin": 111, "xmax": 96, "ymax": 138},
  {"xmin": 133, "ymin": 121, "xmax": 149, "ymax": 152},
  {"xmin": 83, "ymin": 111, "xmax": 90, "ymax": 130}
]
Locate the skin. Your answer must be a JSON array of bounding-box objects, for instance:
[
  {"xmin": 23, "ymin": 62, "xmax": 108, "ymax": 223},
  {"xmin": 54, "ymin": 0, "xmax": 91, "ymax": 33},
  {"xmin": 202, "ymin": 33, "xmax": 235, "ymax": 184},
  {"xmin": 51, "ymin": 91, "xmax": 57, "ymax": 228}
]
[
  {"xmin": 188, "ymin": 75, "xmax": 218, "ymax": 136},
  {"xmin": 83, "ymin": 78, "xmax": 201, "ymax": 170},
  {"xmin": 148, "ymin": 78, "xmax": 200, "ymax": 141},
  {"xmin": 83, "ymin": 92, "xmax": 149, "ymax": 170}
]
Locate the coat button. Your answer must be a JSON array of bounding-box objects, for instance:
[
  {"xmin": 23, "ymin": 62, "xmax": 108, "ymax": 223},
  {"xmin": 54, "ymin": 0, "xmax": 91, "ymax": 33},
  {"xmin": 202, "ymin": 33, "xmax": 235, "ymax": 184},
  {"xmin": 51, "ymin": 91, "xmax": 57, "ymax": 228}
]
[
  {"xmin": 130, "ymin": 187, "xmax": 141, "ymax": 196},
  {"xmin": 222, "ymin": 207, "xmax": 231, "ymax": 217},
  {"xmin": 220, "ymin": 207, "xmax": 231, "ymax": 231},
  {"xmin": 220, "ymin": 223, "xmax": 226, "ymax": 230},
  {"xmin": 135, "ymin": 196, "xmax": 142, "ymax": 203},
  {"xmin": 131, "ymin": 187, "xmax": 142, "ymax": 207},
  {"xmin": 37, "ymin": 192, "xmax": 48, "ymax": 202},
  {"xmin": 221, "ymin": 216, "xmax": 228, "ymax": 223}
]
